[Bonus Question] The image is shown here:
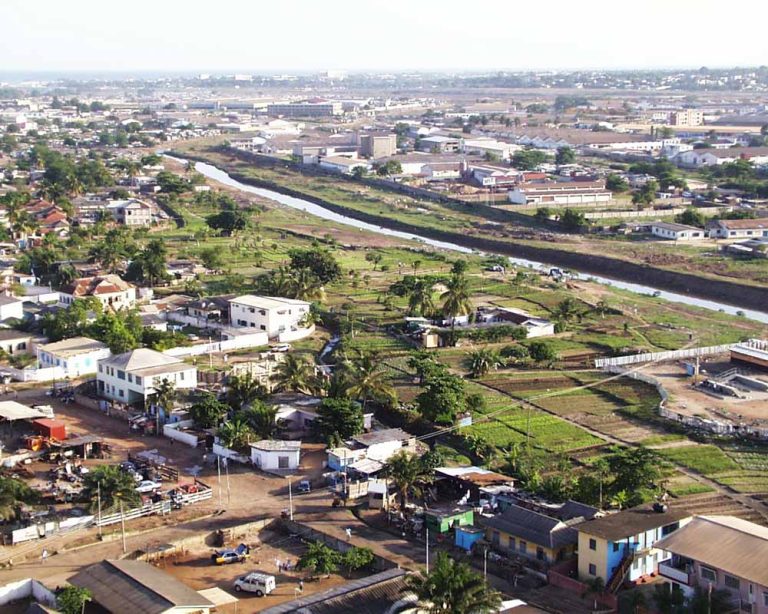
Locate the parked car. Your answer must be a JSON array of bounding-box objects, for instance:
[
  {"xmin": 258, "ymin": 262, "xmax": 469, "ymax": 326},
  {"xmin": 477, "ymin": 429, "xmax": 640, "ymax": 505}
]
[
  {"xmin": 297, "ymin": 480, "xmax": 311, "ymax": 494},
  {"xmin": 211, "ymin": 543, "xmax": 250, "ymax": 565},
  {"xmin": 135, "ymin": 480, "xmax": 162, "ymax": 494},
  {"xmin": 234, "ymin": 572, "xmax": 276, "ymax": 596},
  {"xmin": 270, "ymin": 343, "xmax": 291, "ymax": 353}
]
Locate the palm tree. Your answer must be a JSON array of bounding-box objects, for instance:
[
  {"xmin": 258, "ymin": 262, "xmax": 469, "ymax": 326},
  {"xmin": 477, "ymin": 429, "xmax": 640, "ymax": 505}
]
[
  {"xmin": 441, "ymin": 273, "xmax": 473, "ymax": 343},
  {"xmin": 274, "ymin": 353, "xmax": 316, "ymax": 394},
  {"xmin": 552, "ymin": 297, "xmax": 583, "ymax": 324},
  {"xmin": 225, "ymin": 372, "xmax": 266, "ymax": 410},
  {"xmin": 342, "ymin": 350, "xmax": 397, "ymax": 410},
  {"xmin": 217, "ymin": 416, "xmax": 254, "ymax": 451},
  {"xmin": 407, "ymin": 280, "xmax": 436, "ymax": 317},
  {"xmin": 291, "ymin": 267, "xmax": 326, "ymax": 302},
  {"xmin": 593, "ymin": 300, "xmax": 611, "ymax": 319},
  {"xmin": 82, "ymin": 465, "xmax": 142, "ymax": 513},
  {"xmin": 466, "ymin": 348, "xmax": 503, "ymax": 378},
  {"xmin": 611, "ymin": 489, "xmax": 629, "ymax": 510},
  {"xmin": 384, "ymin": 450, "xmax": 432, "ymax": 509},
  {"xmin": 150, "ymin": 378, "xmax": 176, "ymax": 413},
  {"xmin": 403, "ymin": 552, "xmax": 502, "ymax": 614},
  {"xmin": 241, "ymin": 401, "xmax": 279, "ymax": 439}
]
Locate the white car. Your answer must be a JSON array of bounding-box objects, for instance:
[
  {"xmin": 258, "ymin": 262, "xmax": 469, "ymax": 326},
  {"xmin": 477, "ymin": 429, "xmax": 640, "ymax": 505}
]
[
  {"xmin": 135, "ymin": 480, "xmax": 162, "ymax": 494},
  {"xmin": 271, "ymin": 344, "xmax": 291, "ymax": 353},
  {"xmin": 234, "ymin": 572, "xmax": 276, "ymax": 597}
]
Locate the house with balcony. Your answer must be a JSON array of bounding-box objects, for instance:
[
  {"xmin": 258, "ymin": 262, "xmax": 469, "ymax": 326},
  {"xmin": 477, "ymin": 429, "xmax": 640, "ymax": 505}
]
[
  {"xmin": 577, "ymin": 503, "xmax": 691, "ymax": 593},
  {"xmin": 59, "ymin": 274, "xmax": 137, "ymax": 311},
  {"xmin": 655, "ymin": 515, "xmax": 768, "ymax": 612}
]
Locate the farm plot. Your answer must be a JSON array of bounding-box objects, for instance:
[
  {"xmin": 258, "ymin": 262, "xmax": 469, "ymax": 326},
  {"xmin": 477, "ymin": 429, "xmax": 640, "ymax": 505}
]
[
  {"xmin": 658, "ymin": 444, "xmax": 741, "ymax": 476},
  {"xmin": 714, "ymin": 471, "xmax": 768, "ymax": 494}
]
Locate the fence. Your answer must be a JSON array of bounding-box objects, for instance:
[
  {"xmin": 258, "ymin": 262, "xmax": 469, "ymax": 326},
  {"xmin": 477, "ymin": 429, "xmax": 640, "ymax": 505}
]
[
  {"xmin": 163, "ymin": 420, "xmax": 203, "ymax": 447},
  {"xmin": 0, "ymin": 364, "xmax": 69, "ymax": 383},
  {"xmin": 96, "ymin": 499, "xmax": 171, "ymax": 527},
  {"xmin": 547, "ymin": 560, "xmax": 617, "ymax": 611},
  {"xmin": 163, "ymin": 331, "xmax": 272, "ymax": 358},
  {"xmin": 0, "ymin": 579, "xmax": 57, "ymax": 609},
  {"xmin": 128, "ymin": 451, "xmax": 180, "ymax": 482},
  {"xmin": 594, "ymin": 344, "xmax": 735, "ymax": 368},
  {"xmin": 606, "ymin": 366, "xmax": 669, "ymax": 405},
  {"xmin": 11, "ymin": 514, "xmax": 95, "ymax": 544},
  {"xmin": 583, "ymin": 206, "xmax": 724, "ymax": 220}
]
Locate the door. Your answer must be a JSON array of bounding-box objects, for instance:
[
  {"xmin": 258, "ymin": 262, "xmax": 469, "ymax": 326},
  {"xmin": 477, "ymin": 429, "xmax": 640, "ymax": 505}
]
[{"xmin": 492, "ymin": 531, "xmax": 500, "ymax": 546}]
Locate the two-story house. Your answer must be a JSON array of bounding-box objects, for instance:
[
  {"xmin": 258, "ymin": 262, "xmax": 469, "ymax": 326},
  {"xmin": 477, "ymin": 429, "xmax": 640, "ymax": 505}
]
[
  {"xmin": 107, "ymin": 199, "xmax": 153, "ymax": 226},
  {"xmin": 59, "ymin": 275, "xmax": 137, "ymax": 311},
  {"xmin": 656, "ymin": 515, "xmax": 768, "ymax": 613},
  {"xmin": 577, "ymin": 504, "xmax": 691, "ymax": 592},
  {"xmin": 96, "ymin": 348, "xmax": 197, "ymax": 405},
  {"xmin": 229, "ymin": 295, "xmax": 310, "ymax": 339}
]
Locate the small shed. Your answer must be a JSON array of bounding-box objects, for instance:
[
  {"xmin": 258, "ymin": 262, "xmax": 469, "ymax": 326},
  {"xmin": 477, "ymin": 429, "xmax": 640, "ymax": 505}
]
[
  {"xmin": 424, "ymin": 506, "xmax": 474, "ymax": 534},
  {"xmin": 32, "ymin": 418, "xmax": 66, "ymax": 440},
  {"xmin": 367, "ymin": 479, "xmax": 397, "ymax": 510},
  {"xmin": 250, "ymin": 439, "xmax": 301, "ymax": 472},
  {"xmin": 455, "ymin": 525, "xmax": 485, "ymax": 551}
]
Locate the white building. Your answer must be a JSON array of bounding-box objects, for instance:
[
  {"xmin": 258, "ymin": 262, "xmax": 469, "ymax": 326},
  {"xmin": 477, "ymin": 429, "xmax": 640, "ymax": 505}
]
[
  {"xmin": 675, "ymin": 147, "xmax": 768, "ymax": 169},
  {"xmin": 650, "ymin": 222, "xmax": 706, "ymax": 241},
  {"xmin": 350, "ymin": 428, "xmax": 416, "ymax": 463},
  {"xmin": 107, "ymin": 199, "xmax": 153, "ymax": 226},
  {"xmin": 318, "ymin": 156, "xmax": 370, "ymax": 175},
  {"xmin": 37, "ymin": 337, "xmax": 112, "ymax": 378},
  {"xmin": 0, "ymin": 294, "xmax": 24, "ymax": 321},
  {"xmin": 250, "ymin": 440, "xmax": 301, "ymax": 471},
  {"xmin": 229, "ymin": 295, "xmax": 311, "ymax": 339},
  {"xmin": 475, "ymin": 307, "xmax": 555, "ymax": 338},
  {"xmin": 59, "ymin": 275, "xmax": 137, "ymax": 311},
  {"xmin": 707, "ymin": 218, "xmax": 768, "ymax": 239},
  {"xmin": 508, "ymin": 181, "xmax": 612, "ymax": 206},
  {"xmin": 96, "ymin": 348, "xmax": 197, "ymax": 404},
  {"xmin": 461, "ymin": 138, "xmax": 518, "ymax": 160}
]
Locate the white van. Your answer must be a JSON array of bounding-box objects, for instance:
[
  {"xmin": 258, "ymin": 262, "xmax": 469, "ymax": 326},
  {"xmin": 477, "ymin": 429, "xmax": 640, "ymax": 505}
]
[{"xmin": 234, "ymin": 572, "xmax": 276, "ymax": 597}]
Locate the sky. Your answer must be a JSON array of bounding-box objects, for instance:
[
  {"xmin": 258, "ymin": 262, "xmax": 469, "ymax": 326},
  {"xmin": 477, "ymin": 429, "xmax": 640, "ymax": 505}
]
[{"xmin": 3, "ymin": 0, "xmax": 768, "ymax": 74}]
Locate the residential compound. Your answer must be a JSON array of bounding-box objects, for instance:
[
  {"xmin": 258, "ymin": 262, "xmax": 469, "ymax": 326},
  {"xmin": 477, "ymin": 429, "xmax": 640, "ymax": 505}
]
[
  {"xmin": 229, "ymin": 295, "xmax": 310, "ymax": 339},
  {"xmin": 59, "ymin": 275, "xmax": 137, "ymax": 311},
  {"xmin": 656, "ymin": 516, "xmax": 768, "ymax": 613},
  {"xmin": 96, "ymin": 348, "xmax": 197, "ymax": 404}
]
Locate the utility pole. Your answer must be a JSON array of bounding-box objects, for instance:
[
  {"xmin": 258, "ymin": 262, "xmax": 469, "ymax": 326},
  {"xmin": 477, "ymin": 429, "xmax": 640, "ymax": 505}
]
[
  {"xmin": 217, "ymin": 455, "xmax": 223, "ymax": 510},
  {"xmin": 119, "ymin": 500, "xmax": 127, "ymax": 554},
  {"xmin": 484, "ymin": 547, "xmax": 488, "ymax": 583},
  {"xmin": 425, "ymin": 526, "xmax": 429, "ymax": 573},
  {"xmin": 287, "ymin": 476, "xmax": 293, "ymax": 521},
  {"xmin": 97, "ymin": 482, "xmax": 102, "ymax": 539},
  {"xmin": 225, "ymin": 459, "xmax": 231, "ymax": 506}
]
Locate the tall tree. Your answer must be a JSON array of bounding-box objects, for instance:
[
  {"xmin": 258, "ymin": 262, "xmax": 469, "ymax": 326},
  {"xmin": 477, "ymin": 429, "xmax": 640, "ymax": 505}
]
[
  {"xmin": 217, "ymin": 416, "xmax": 254, "ymax": 451},
  {"xmin": 384, "ymin": 451, "xmax": 433, "ymax": 509},
  {"xmin": 407, "ymin": 279, "xmax": 437, "ymax": 317},
  {"xmin": 225, "ymin": 372, "xmax": 266, "ymax": 411},
  {"xmin": 150, "ymin": 378, "xmax": 177, "ymax": 413},
  {"xmin": 312, "ymin": 397, "xmax": 364, "ymax": 445},
  {"xmin": 189, "ymin": 393, "xmax": 229, "ymax": 429},
  {"xmin": 466, "ymin": 348, "xmax": 503, "ymax": 379},
  {"xmin": 441, "ymin": 272, "xmax": 473, "ymax": 342},
  {"xmin": 82, "ymin": 465, "xmax": 142, "ymax": 512},
  {"xmin": 274, "ymin": 354, "xmax": 316, "ymax": 394},
  {"xmin": 403, "ymin": 552, "xmax": 502, "ymax": 614},
  {"xmin": 341, "ymin": 350, "xmax": 397, "ymax": 410}
]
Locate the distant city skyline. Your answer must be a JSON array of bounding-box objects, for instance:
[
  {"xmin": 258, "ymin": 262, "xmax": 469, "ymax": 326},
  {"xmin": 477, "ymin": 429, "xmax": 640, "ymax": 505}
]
[{"xmin": 3, "ymin": 0, "xmax": 767, "ymax": 74}]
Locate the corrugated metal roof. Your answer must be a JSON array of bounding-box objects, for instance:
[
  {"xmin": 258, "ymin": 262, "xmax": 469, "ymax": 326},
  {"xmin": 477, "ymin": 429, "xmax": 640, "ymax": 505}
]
[
  {"xmin": 260, "ymin": 569, "xmax": 408, "ymax": 614},
  {"xmin": 70, "ymin": 560, "xmax": 213, "ymax": 614},
  {"xmin": 655, "ymin": 515, "xmax": 768, "ymax": 586}
]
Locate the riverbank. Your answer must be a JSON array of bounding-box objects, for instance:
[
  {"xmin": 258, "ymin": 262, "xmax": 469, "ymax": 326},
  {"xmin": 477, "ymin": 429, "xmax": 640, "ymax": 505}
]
[{"xmin": 174, "ymin": 149, "xmax": 768, "ymax": 316}]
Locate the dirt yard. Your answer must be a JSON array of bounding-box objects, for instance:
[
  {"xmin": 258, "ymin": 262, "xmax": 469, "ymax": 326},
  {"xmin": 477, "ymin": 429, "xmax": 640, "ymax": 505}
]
[{"xmin": 163, "ymin": 527, "xmax": 357, "ymax": 613}]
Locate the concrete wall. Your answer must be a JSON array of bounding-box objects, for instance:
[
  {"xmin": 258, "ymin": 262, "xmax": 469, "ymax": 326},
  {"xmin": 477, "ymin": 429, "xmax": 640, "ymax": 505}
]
[
  {"xmin": 164, "ymin": 420, "xmax": 201, "ymax": 447},
  {"xmin": 0, "ymin": 579, "xmax": 57, "ymax": 608}
]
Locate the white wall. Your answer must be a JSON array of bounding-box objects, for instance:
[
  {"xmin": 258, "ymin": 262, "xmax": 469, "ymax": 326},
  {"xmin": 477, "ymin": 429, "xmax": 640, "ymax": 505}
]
[
  {"xmin": 163, "ymin": 420, "xmax": 201, "ymax": 447},
  {"xmin": 251, "ymin": 447, "xmax": 300, "ymax": 470},
  {"xmin": 0, "ymin": 579, "xmax": 57, "ymax": 607}
]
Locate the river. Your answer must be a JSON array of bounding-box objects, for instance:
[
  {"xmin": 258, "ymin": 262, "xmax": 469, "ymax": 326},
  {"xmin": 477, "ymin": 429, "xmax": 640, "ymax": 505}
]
[{"xmin": 168, "ymin": 155, "xmax": 768, "ymax": 324}]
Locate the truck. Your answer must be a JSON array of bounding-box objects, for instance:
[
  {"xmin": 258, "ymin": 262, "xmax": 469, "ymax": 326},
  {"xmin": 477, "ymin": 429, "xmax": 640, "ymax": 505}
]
[{"xmin": 234, "ymin": 572, "xmax": 276, "ymax": 597}]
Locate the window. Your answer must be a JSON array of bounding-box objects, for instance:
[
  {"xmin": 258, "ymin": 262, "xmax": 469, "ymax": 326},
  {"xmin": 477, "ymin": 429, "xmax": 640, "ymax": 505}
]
[
  {"xmin": 701, "ymin": 567, "xmax": 717, "ymax": 582},
  {"xmin": 128, "ymin": 374, "xmax": 133, "ymax": 383},
  {"xmin": 179, "ymin": 372, "xmax": 185, "ymax": 381},
  {"xmin": 519, "ymin": 541, "xmax": 527, "ymax": 554},
  {"xmin": 118, "ymin": 389, "xmax": 124, "ymax": 398},
  {"xmin": 508, "ymin": 537, "xmax": 515, "ymax": 550},
  {"xmin": 612, "ymin": 542, "xmax": 620, "ymax": 553},
  {"xmin": 135, "ymin": 376, "xmax": 142, "ymax": 385},
  {"xmin": 724, "ymin": 575, "xmax": 740, "ymax": 590},
  {"xmin": 763, "ymin": 592, "xmax": 768, "ymax": 607},
  {"xmin": 117, "ymin": 370, "xmax": 125, "ymax": 380},
  {"xmin": 588, "ymin": 563, "xmax": 596, "ymax": 576},
  {"xmin": 589, "ymin": 538, "xmax": 597, "ymax": 551},
  {"xmin": 278, "ymin": 456, "xmax": 289, "ymax": 469}
]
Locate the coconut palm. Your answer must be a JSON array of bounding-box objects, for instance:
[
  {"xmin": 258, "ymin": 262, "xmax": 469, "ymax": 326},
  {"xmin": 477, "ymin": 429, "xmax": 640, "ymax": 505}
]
[
  {"xmin": 150, "ymin": 378, "xmax": 176, "ymax": 413},
  {"xmin": 403, "ymin": 552, "xmax": 502, "ymax": 614},
  {"xmin": 407, "ymin": 279, "xmax": 436, "ymax": 317},
  {"xmin": 291, "ymin": 267, "xmax": 326, "ymax": 302},
  {"xmin": 553, "ymin": 297, "xmax": 584, "ymax": 324},
  {"xmin": 466, "ymin": 348, "xmax": 503, "ymax": 378},
  {"xmin": 441, "ymin": 272, "xmax": 473, "ymax": 341},
  {"xmin": 342, "ymin": 350, "xmax": 397, "ymax": 410},
  {"xmin": 241, "ymin": 401, "xmax": 279, "ymax": 440},
  {"xmin": 225, "ymin": 372, "xmax": 266, "ymax": 411},
  {"xmin": 217, "ymin": 416, "xmax": 254, "ymax": 451},
  {"xmin": 274, "ymin": 353, "xmax": 316, "ymax": 394},
  {"xmin": 384, "ymin": 450, "xmax": 432, "ymax": 509},
  {"xmin": 82, "ymin": 465, "xmax": 142, "ymax": 513}
]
